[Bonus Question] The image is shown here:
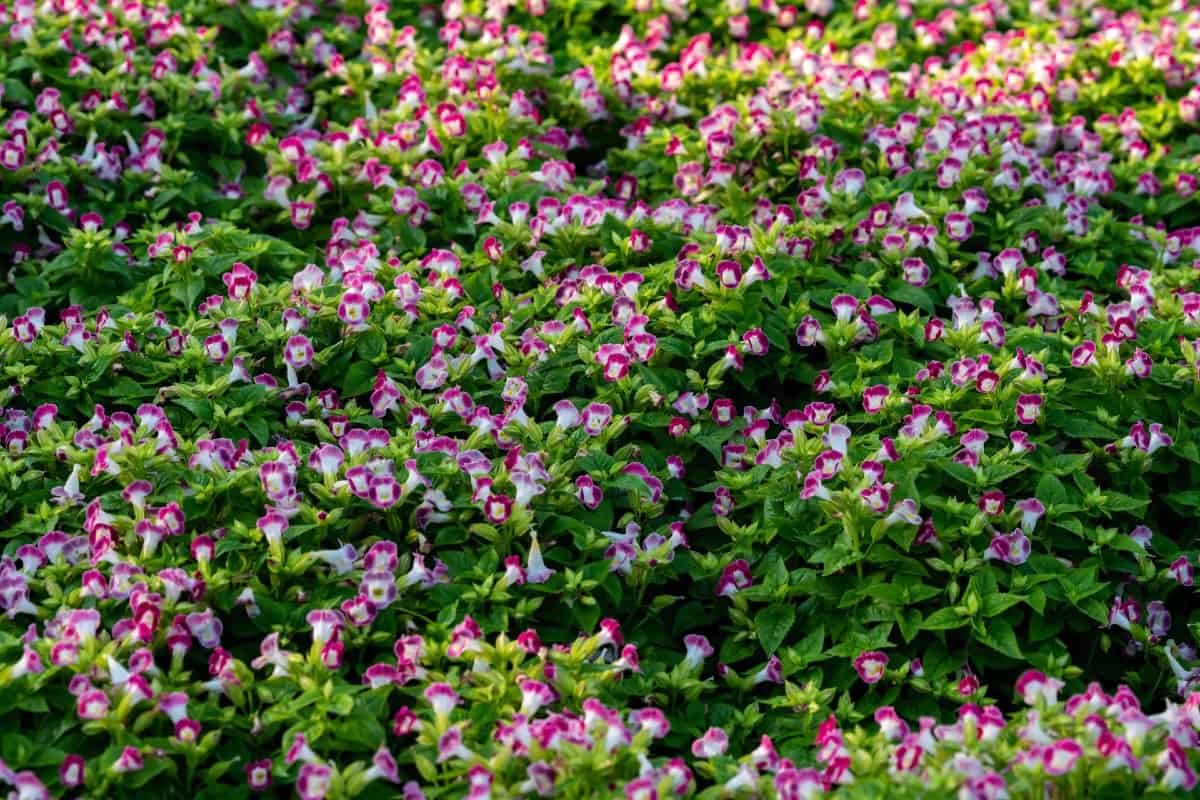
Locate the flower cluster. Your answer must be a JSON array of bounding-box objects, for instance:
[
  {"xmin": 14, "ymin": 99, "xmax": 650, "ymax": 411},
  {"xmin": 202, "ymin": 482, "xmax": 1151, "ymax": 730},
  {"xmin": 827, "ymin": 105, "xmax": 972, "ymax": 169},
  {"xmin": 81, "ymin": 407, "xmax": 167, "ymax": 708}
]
[
  {"xmin": 698, "ymin": 672, "xmax": 1200, "ymax": 799},
  {"xmin": 2, "ymin": 0, "xmax": 1200, "ymax": 797}
]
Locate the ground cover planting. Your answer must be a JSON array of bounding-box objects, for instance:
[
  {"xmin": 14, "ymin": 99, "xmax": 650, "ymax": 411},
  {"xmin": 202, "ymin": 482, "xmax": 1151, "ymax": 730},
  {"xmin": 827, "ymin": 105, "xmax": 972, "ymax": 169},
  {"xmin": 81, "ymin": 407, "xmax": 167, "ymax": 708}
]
[{"xmin": 2, "ymin": 0, "xmax": 1200, "ymax": 797}]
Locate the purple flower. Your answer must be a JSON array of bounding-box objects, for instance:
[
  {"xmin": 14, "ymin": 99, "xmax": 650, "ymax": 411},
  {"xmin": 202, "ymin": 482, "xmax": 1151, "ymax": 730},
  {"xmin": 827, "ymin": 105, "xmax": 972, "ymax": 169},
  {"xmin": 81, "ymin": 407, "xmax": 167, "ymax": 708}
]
[
  {"xmin": 363, "ymin": 746, "xmax": 400, "ymax": 785},
  {"xmin": 595, "ymin": 344, "xmax": 631, "ymax": 381},
  {"xmin": 60, "ymin": 755, "xmax": 85, "ymax": 789},
  {"xmin": 422, "ymin": 682, "xmax": 459, "ymax": 722},
  {"xmin": 945, "ymin": 212, "xmax": 973, "ymax": 241},
  {"xmin": 285, "ymin": 335, "xmax": 314, "ymax": 369},
  {"xmin": 1015, "ymin": 498, "xmax": 1046, "ymax": 532},
  {"xmin": 337, "ymin": 291, "xmax": 370, "ymax": 330},
  {"xmin": 854, "ymin": 651, "xmax": 888, "ymax": 684},
  {"xmin": 367, "ymin": 476, "xmax": 401, "ymax": 510},
  {"xmin": 306, "ymin": 610, "xmax": 343, "ymax": 647},
  {"xmin": 553, "ymin": 399, "xmax": 580, "ymax": 429},
  {"xmin": 1043, "ymin": 740, "xmax": 1083, "ymax": 776},
  {"xmin": 862, "ymin": 384, "xmax": 889, "ymax": 414},
  {"xmin": 1071, "ymin": 341, "xmax": 1097, "ymax": 367},
  {"xmin": 204, "ymin": 334, "xmax": 230, "ymax": 363},
  {"xmin": 1016, "ymin": 669, "xmax": 1065, "ymax": 706},
  {"xmin": 222, "ymin": 262, "xmax": 257, "ymax": 301},
  {"xmin": 576, "ymin": 475, "xmax": 603, "ymax": 509},
  {"xmin": 1169, "ymin": 556, "xmax": 1193, "ymax": 586},
  {"xmin": 715, "ymin": 559, "xmax": 752, "ymax": 597},
  {"xmin": 245, "ymin": 760, "xmax": 272, "ymax": 791},
  {"xmin": 985, "ymin": 530, "xmax": 1031, "ymax": 565},
  {"xmin": 691, "ymin": 727, "xmax": 728, "ymax": 759},
  {"xmin": 360, "ymin": 571, "xmax": 397, "ymax": 610},
  {"xmin": 77, "ymin": 690, "xmax": 109, "ymax": 721},
  {"xmin": 185, "ymin": 609, "xmax": 223, "ymax": 649},
  {"xmin": 111, "ymin": 746, "xmax": 144, "ymax": 774},
  {"xmin": 297, "ymin": 764, "xmax": 332, "ymax": 800},
  {"xmin": 436, "ymin": 726, "xmax": 474, "ymax": 763},
  {"xmin": 1015, "ymin": 394, "xmax": 1043, "ymax": 425},
  {"xmin": 683, "ymin": 634, "xmax": 713, "ymax": 670},
  {"xmin": 582, "ymin": 403, "xmax": 613, "ymax": 436}
]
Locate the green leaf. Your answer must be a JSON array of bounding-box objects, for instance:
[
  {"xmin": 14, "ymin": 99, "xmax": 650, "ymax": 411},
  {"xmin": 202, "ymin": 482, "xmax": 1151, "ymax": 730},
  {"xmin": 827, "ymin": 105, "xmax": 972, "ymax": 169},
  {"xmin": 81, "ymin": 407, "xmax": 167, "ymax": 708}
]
[
  {"xmin": 1029, "ymin": 614, "xmax": 1063, "ymax": 642},
  {"xmin": 334, "ymin": 706, "xmax": 387, "ymax": 751},
  {"xmin": 692, "ymin": 426, "xmax": 734, "ymax": 461},
  {"xmin": 173, "ymin": 398, "xmax": 214, "ymax": 422},
  {"xmin": 577, "ymin": 450, "xmax": 617, "ymax": 474},
  {"xmin": 1051, "ymin": 413, "xmax": 1120, "ymax": 439},
  {"xmin": 244, "ymin": 416, "xmax": 270, "ymax": 447},
  {"xmin": 1036, "ymin": 473, "xmax": 1070, "ymax": 507},
  {"xmin": 755, "ymin": 604, "xmax": 796, "ymax": 655},
  {"xmin": 719, "ymin": 636, "xmax": 759, "ymax": 666},
  {"xmin": 982, "ymin": 463, "xmax": 1028, "ymax": 484},
  {"xmin": 939, "ymin": 462, "xmax": 976, "ymax": 486},
  {"xmin": 342, "ymin": 361, "xmax": 376, "ymax": 397},
  {"xmin": 790, "ymin": 625, "xmax": 825, "ymax": 666},
  {"xmin": 979, "ymin": 619, "xmax": 1023, "ymax": 660},
  {"xmin": 1026, "ymin": 589, "xmax": 1047, "ymax": 615},
  {"xmin": 897, "ymin": 609, "xmax": 922, "ymax": 642},
  {"xmin": 969, "ymin": 567, "xmax": 998, "ymax": 598},
  {"xmin": 859, "ymin": 339, "xmax": 893, "ymax": 364},
  {"xmin": 1103, "ymin": 493, "xmax": 1149, "ymax": 513},
  {"xmin": 922, "ymin": 608, "xmax": 969, "ymax": 630},
  {"xmin": 1049, "ymin": 453, "xmax": 1091, "ymax": 475},
  {"xmin": 980, "ymin": 593, "xmax": 1025, "ymax": 617},
  {"xmin": 1166, "ymin": 490, "xmax": 1200, "ymax": 511},
  {"xmin": 884, "ymin": 283, "xmax": 935, "ymax": 313},
  {"xmin": 356, "ymin": 330, "xmax": 387, "ymax": 361},
  {"xmin": 102, "ymin": 377, "xmax": 156, "ymax": 400}
]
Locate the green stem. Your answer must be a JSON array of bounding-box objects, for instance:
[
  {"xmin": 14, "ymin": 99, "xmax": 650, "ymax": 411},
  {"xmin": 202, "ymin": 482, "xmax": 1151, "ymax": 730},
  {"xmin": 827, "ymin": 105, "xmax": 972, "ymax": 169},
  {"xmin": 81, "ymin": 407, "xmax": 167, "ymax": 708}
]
[{"xmin": 846, "ymin": 519, "xmax": 864, "ymax": 580}]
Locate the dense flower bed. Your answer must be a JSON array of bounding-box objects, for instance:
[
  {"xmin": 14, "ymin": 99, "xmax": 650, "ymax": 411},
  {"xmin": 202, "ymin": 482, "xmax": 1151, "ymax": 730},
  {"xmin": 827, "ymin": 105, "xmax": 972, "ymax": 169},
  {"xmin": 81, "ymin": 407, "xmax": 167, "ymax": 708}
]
[{"xmin": 2, "ymin": 0, "xmax": 1200, "ymax": 797}]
